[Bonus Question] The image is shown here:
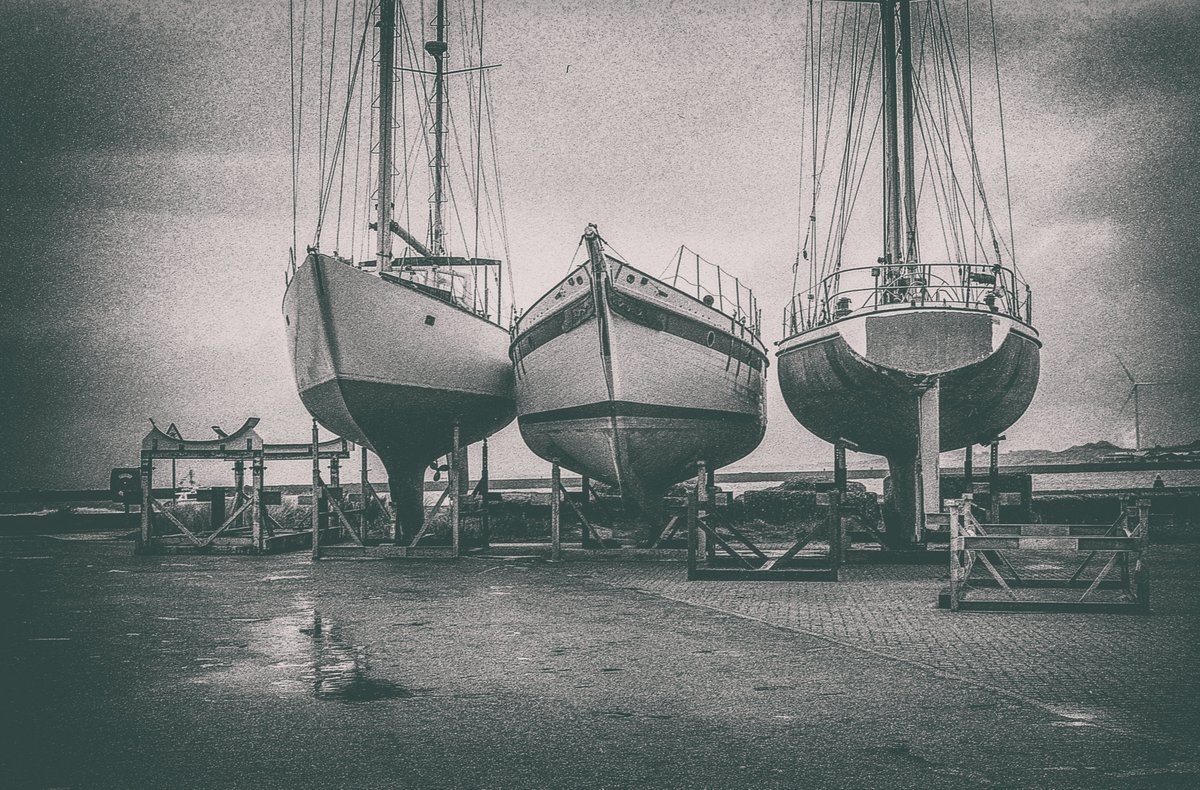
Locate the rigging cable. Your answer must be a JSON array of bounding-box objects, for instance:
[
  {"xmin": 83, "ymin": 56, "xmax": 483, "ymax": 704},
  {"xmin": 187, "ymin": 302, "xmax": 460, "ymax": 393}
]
[
  {"xmin": 333, "ymin": 0, "xmax": 359, "ymax": 252},
  {"xmin": 348, "ymin": 7, "xmax": 369, "ymax": 263},
  {"xmin": 988, "ymin": 0, "xmax": 1019, "ymax": 276},
  {"xmin": 314, "ymin": 16, "xmax": 370, "ymax": 245},
  {"xmin": 289, "ymin": 0, "xmax": 299, "ymax": 261}
]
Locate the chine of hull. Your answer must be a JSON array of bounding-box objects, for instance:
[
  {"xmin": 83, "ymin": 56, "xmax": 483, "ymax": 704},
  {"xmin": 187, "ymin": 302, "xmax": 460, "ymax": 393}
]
[
  {"xmin": 512, "ymin": 270, "xmax": 767, "ymax": 506},
  {"xmin": 776, "ymin": 308, "xmax": 1041, "ymax": 456},
  {"xmin": 283, "ymin": 253, "xmax": 516, "ymax": 532}
]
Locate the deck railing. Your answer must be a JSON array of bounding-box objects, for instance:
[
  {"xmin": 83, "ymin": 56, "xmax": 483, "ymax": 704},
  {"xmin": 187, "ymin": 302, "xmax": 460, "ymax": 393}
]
[
  {"xmin": 783, "ymin": 261, "xmax": 1032, "ymax": 337},
  {"xmin": 667, "ymin": 247, "xmax": 761, "ymax": 337}
]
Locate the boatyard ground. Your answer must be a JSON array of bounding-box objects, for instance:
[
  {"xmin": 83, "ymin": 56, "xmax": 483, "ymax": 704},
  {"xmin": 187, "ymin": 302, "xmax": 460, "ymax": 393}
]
[{"xmin": 4, "ymin": 536, "xmax": 1199, "ymax": 788}]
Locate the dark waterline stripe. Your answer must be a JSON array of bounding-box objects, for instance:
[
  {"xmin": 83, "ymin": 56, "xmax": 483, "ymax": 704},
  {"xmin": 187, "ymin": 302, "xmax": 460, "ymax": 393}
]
[
  {"xmin": 511, "ymin": 289, "xmax": 767, "ymax": 371},
  {"xmin": 518, "ymin": 400, "xmax": 763, "ymax": 426}
]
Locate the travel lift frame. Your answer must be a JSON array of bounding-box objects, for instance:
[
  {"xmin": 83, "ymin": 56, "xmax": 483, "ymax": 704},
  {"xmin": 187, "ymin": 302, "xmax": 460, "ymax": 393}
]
[{"xmin": 137, "ymin": 418, "xmax": 350, "ymax": 554}]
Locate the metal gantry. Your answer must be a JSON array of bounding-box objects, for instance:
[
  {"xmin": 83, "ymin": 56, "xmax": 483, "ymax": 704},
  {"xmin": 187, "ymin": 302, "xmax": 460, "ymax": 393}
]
[{"xmin": 137, "ymin": 418, "xmax": 350, "ymax": 554}]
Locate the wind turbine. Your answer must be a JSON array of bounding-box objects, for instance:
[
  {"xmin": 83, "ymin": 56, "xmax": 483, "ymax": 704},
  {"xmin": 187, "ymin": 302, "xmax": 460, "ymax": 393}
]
[{"xmin": 1115, "ymin": 355, "xmax": 1173, "ymax": 450}]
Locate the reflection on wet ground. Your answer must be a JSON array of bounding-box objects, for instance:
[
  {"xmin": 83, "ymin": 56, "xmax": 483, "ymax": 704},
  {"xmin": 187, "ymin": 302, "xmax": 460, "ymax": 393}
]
[{"xmin": 196, "ymin": 597, "xmax": 413, "ymax": 703}]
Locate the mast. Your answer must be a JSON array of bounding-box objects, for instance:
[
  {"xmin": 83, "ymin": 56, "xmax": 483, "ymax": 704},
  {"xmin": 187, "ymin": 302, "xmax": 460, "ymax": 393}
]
[
  {"xmin": 376, "ymin": 0, "xmax": 396, "ymax": 271},
  {"xmin": 880, "ymin": 0, "xmax": 902, "ymax": 298},
  {"xmin": 899, "ymin": 0, "xmax": 918, "ymax": 265},
  {"xmin": 426, "ymin": 0, "xmax": 449, "ymax": 255}
]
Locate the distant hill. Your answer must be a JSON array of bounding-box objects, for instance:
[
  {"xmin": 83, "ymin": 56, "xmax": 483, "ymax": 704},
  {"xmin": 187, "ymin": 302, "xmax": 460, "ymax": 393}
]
[{"xmin": 996, "ymin": 439, "xmax": 1200, "ymax": 466}]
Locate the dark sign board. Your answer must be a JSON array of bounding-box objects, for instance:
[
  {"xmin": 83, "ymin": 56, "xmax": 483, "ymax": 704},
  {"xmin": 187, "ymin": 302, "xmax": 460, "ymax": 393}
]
[{"xmin": 110, "ymin": 468, "xmax": 142, "ymax": 504}]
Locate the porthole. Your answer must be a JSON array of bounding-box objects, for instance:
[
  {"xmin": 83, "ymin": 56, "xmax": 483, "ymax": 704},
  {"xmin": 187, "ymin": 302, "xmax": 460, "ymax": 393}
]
[
  {"xmin": 705, "ymin": 330, "xmax": 716, "ymax": 347},
  {"xmin": 627, "ymin": 274, "xmax": 636, "ymax": 283},
  {"xmin": 640, "ymin": 277, "xmax": 648, "ymax": 285},
  {"xmin": 425, "ymin": 315, "xmax": 436, "ymax": 326}
]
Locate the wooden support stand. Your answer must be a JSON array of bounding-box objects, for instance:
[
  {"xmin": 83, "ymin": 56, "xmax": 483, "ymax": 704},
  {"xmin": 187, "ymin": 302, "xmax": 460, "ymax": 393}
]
[
  {"xmin": 688, "ymin": 463, "xmax": 842, "ymax": 581},
  {"xmin": 945, "ymin": 495, "xmax": 1150, "ymax": 613}
]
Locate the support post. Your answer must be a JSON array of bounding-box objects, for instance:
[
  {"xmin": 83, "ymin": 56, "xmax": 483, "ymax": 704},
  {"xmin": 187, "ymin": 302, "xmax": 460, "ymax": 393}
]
[
  {"xmin": 828, "ymin": 490, "xmax": 843, "ymax": 577},
  {"xmin": 140, "ymin": 451, "xmax": 153, "ymax": 547},
  {"xmin": 209, "ymin": 487, "xmax": 227, "ymax": 532},
  {"xmin": 916, "ymin": 381, "xmax": 941, "ymax": 541},
  {"xmin": 550, "ymin": 462, "xmax": 562, "ymax": 562},
  {"xmin": 834, "ymin": 441, "xmax": 847, "ymax": 493},
  {"xmin": 480, "ymin": 438, "xmax": 491, "ymax": 548},
  {"xmin": 963, "ymin": 444, "xmax": 973, "ymax": 486},
  {"xmin": 330, "ymin": 455, "xmax": 340, "ymax": 493},
  {"xmin": 311, "ymin": 421, "xmax": 321, "ymax": 560},
  {"xmin": 233, "ymin": 459, "xmax": 245, "ymax": 529},
  {"xmin": 686, "ymin": 474, "xmax": 698, "ymax": 577},
  {"xmin": 1136, "ymin": 498, "xmax": 1151, "ymax": 609},
  {"xmin": 989, "ymin": 439, "xmax": 1001, "ymax": 524},
  {"xmin": 251, "ymin": 451, "xmax": 264, "ymax": 550},
  {"xmin": 695, "ymin": 461, "xmax": 708, "ymax": 560},
  {"xmin": 360, "ymin": 446, "xmax": 369, "ymax": 538},
  {"xmin": 450, "ymin": 422, "xmax": 461, "ymax": 556}
]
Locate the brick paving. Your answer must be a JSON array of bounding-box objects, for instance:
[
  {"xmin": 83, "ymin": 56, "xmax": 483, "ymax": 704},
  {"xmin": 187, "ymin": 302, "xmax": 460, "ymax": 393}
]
[
  {"xmin": 4, "ymin": 536, "xmax": 1199, "ymax": 787},
  {"xmin": 573, "ymin": 546, "xmax": 1200, "ymax": 741}
]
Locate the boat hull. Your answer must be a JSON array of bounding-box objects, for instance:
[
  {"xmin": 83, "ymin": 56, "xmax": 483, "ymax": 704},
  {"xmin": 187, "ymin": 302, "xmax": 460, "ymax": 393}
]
[
  {"xmin": 283, "ymin": 254, "xmax": 515, "ymax": 535},
  {"xmin": 512, "ymin": 263, "xmax": 767, "ymax": 509},
  {"xmin": 777, "ymin": 306, "xmax": 1040, "ymax": 540}
]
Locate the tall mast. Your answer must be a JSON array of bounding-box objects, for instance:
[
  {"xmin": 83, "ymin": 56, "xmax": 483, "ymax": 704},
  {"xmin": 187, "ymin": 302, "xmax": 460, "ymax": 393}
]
[
  {"xmin": 880, "ymin": 0, "xmax": 902, "ymax": 295},
  {"xmin": 376, "ymin": 0, "xmax": 396, "ymax": 271},
  {"xmin": 899, "ymin": 0, "xmax": 918, "ymax": 265},
  {"xmin": 426, "ymin": 0, "xmax": 449, "ymax": 255}
]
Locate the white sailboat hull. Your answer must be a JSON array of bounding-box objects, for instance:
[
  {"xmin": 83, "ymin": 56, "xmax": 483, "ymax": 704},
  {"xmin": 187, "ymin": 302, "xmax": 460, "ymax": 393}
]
[
  {"xmin": 283, "ymin": 253, "xmax": 515, "ymax": 531},
  {"xmin": 511, "ymin": 263, "xmax": 767, "ymax": 506}
]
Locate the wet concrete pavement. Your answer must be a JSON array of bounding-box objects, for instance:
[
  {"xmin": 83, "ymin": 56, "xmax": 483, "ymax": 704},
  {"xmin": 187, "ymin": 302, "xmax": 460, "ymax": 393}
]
[{"xmin": 3, "ymin": 535, "xmax": 1199, "ymax": 788}]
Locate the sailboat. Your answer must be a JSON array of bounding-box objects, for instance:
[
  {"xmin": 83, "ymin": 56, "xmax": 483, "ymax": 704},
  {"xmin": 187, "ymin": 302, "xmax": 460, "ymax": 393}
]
[
  {"xmin": 776, "ymin": 0, "xmax": 1040, "ymax": 543},
  {"xmin": 511, "ymin": 225, "xmax": 768, "ymax": 517},
  {"xmin": 282, "ymin": 0, "xmax": 515, "ymax": 539}
]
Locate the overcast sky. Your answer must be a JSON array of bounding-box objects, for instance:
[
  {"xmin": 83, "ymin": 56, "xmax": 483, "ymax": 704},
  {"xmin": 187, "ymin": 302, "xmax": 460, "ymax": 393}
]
[{"xmin": 2, "ymin": 0, "xmax": 1198, "ymax": 487}]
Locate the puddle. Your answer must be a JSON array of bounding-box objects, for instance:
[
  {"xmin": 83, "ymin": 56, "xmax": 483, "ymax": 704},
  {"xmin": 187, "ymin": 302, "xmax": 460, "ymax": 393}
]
[
  {"xmin": 196, "ymin": 600, "xmax": 414, "ymax": 703},
  {"xmin": 1046, "ymin": 707, "xmax": 1101, "ymax": 728}
]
